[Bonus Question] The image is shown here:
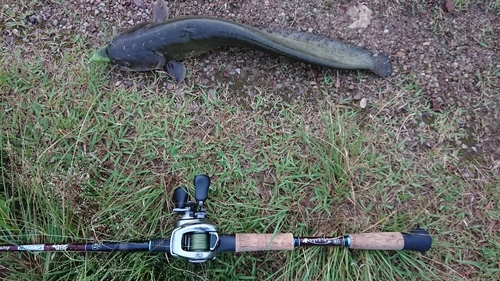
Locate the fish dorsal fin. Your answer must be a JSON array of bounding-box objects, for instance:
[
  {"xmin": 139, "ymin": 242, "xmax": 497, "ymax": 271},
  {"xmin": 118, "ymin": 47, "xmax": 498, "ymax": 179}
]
[{"xmin": 152, "ymin": 0, "xmax": 169, "ymax": 23}]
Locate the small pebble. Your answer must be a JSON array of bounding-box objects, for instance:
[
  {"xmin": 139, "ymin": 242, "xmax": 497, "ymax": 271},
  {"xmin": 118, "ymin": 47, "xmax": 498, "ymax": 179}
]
[
  {"xmin": 29, "ymin": 16, "xmax": 39, "ymax": 25},
  {"xmin": 360, "ymin": 98, "xmax": 367, "ymax": 109},
  {"xmin": 5, "ymin": 36, "xmax": 14, "ymax": 44},
  {"xmin": 460, "ymin": 168, "xmax": 473, "ymax": 178}
]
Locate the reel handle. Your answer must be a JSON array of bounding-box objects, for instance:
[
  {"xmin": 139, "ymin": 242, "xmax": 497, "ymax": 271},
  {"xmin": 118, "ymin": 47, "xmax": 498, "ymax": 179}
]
[
  {"xmin": 194, "ymin": 174, "xmax": 210, "ymax": 203},
  {"xmin": 173, "ymin": 187, "xmax": 188, "ymax": 208}
]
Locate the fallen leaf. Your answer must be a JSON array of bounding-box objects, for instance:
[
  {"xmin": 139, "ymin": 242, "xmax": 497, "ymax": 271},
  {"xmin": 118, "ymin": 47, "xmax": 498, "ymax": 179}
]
[
  {"xmin": 353, "ymin": 93, "xmax": 363, "ymax": 100},
  {"xmin": 347, "ymin": 4, "xmax": 373, "ymax": 29},
  {"xmin": 447, "ymin": 165, "xmax": 456, "ymax": 173},
  {"xmin": 431, "ymin": 97, "xmax": 442, "ymax": 112},
  {"xmin": 442, "ymin": 0, "xmax": 454, "ymax": 13}
]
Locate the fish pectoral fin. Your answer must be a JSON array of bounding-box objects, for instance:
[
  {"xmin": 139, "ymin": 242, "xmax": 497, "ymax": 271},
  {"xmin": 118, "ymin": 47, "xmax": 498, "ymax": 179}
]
[
  {"xmin": 165, "ymin": 61, "xmax": 186, "ymax": 83},
  {"xmin": 152, "ymin": 0, "xmax": 169, "ymax": 23}
]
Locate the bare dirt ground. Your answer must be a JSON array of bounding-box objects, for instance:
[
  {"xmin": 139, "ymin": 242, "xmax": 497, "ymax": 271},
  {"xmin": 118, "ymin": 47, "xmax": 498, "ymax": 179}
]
[{"xmin": 3, "ymin": 0, "xmax": 498, "ymax": 171}]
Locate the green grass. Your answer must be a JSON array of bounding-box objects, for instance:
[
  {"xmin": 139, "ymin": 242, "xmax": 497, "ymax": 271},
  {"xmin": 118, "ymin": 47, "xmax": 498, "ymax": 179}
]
[{"xmin": 1, "ymin": 9, "xmax": 500, "ymax": 281}]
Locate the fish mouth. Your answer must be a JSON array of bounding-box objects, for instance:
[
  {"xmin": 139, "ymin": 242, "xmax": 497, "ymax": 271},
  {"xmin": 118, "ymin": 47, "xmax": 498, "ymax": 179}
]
[{"xmin": 89, "ymin": 46, "xmax": 111, "ymax": 64}]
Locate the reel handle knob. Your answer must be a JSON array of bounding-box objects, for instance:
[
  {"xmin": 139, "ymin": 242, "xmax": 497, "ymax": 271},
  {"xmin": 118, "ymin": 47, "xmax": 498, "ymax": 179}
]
[
  {"xmin": 173, "ymin": 187, "xmax": 189, "ymax": 208},
  {"xmin": 194, "ymin": 174, "xmax": 210, "ymax": 203}
]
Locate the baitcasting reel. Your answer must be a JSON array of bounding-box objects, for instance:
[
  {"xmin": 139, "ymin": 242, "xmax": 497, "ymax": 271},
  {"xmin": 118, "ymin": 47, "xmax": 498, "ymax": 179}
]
[{"xmin": 170, "ymin": 174, "xmax": 220, "ymax": 263}]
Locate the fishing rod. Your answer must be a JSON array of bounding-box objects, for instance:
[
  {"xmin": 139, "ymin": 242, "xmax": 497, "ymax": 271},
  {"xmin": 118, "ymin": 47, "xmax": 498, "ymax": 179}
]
[{"xmin": 0, "ymin": 175, "xmax": 432, "ymax": 263}]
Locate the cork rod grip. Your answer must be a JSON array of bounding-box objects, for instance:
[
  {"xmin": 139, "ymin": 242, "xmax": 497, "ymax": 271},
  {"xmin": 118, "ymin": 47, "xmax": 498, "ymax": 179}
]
[
  {"xmin": 235, "ymin": 233, "xmax": 295, "ymax": 252},
  {"xmin": 349, "ymin": 232, "xmax": 405, "ymax": 250},
  {"xmin": 348, "ymin": 229, "xmax": 431, "ymax": 252}
]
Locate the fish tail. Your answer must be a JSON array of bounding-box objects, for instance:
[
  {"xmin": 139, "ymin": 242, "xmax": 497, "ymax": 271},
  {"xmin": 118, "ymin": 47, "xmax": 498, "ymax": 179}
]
[{"xmin": 370, "ymin": 54, "xmax": 392, "ymax": 77}]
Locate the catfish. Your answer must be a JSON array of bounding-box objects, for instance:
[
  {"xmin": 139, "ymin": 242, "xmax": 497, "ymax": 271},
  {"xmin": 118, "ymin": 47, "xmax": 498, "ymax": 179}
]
[{"xmin": 90, "ymin": 0, "xmax": 392, "ymax": 83}]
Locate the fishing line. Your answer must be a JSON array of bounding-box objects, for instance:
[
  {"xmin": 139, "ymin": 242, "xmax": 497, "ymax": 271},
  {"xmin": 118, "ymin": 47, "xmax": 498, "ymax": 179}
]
[{"xmin": 188, "ymin": 233, "xmax": 209, "ymax": 251}]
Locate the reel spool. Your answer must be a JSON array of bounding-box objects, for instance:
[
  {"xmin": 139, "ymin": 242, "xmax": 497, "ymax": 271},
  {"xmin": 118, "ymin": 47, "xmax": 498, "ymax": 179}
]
[{"xmin": 187, "ymin": 233, "xmax": 210, "ymax": 251}]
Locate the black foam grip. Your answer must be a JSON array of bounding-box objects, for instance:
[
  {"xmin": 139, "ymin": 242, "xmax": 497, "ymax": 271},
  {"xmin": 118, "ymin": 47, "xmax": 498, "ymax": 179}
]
[
  {"xmin": 149, "ymin": 238, "xmax": 171, "ymax": 253},
  {"xmin": 402, "ymin": 229, "xmax": 432, "ymax": 252},
  {"xmin": 173, "ymin": 187, "xmax": 189, "ymax": 208},
  {"xmin": 194, "ymin": 174, "xmax": 210, "ymax": 202},
  {"xmin": 216, "ymin": 235, "xmax": 236, "ymax": 252}
]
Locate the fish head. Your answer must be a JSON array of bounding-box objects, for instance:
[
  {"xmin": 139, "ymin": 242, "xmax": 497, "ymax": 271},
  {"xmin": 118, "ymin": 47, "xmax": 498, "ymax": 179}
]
[
  {"xmin": 105, "ymin": 39, "xmax": 166, "ymax": 72},
  {"xmin": 89, "ymin": 43, "xmax": 165, "ymax": 71},
  {"xmin": 96, "ymin": 22, "xmax": 166, "ymax": 71}
]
